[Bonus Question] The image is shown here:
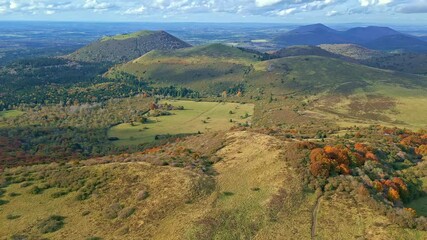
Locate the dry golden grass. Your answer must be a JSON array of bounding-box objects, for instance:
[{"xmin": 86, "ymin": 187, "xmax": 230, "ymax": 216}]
[
  {"xmin": 0, "ymin": 162, "xmax": 213, "ymax": 239},
  {"xmin": 1, "ymin": 130, "xmax": 425, "ymax": 240},
  {"xmin": 317, "ymin": 193, "xmax": 427, "ymax": 240}
]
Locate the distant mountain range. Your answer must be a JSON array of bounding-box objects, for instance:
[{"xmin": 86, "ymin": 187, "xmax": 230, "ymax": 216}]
[{"xmin": 274, "ymin": 24, "xmax": 427, "ymax": 53}]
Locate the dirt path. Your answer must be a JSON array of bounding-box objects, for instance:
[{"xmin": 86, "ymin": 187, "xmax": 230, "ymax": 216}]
[{"xmin": 311, "ymin": 195, "xmax": 322, "ymax": 240}]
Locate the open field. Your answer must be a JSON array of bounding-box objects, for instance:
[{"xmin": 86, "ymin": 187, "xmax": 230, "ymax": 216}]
[
  {"xmin": 310, "ymin": 84, "xmax": 427, "ymax": 130},
  {"xmin": 0, "ymin": 161, "xmax": 213, "ymax": 239},
  {"xmin": 108, "ymin": 100, "xmax": 254, "ymax": 146},
  {"xmin": 0, "ymin": 110, "xmax": 24, "ymax": 119},
  {"xmin": 317, "ymin": 193, "xmax": 427, "ymax": 239},
  {"xmin": 407, "ymin": 177, "xmax": 427, "ymax": 217}
]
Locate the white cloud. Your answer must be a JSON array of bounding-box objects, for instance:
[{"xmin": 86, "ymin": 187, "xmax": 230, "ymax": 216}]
[
  {"xmin": 255, "ymin": 0, "xmax": 283, "ymax": 7},
  {"xmin": 359, "ymin": 0, "xmax": 393, "ymax": 7},
  {"xmin": 276, "ymin": 7, "xmax": 297, "ymax": 15},
  {"xmin": 9, "ymin": 0, "xmax": 18, "ymax": 10},
  {"xmin": 397, "ymin": 0, "xmax": 427, "ymax": 13},
  {"xmin": 124, "ymin": 5, "xmax": 145, "ymax": 15},
  {"xmin": 378, "ymin": 0, "xmax": 392, "ymax": 5},
  {"xmin": 0, "ymin": 0, "xmax": 418, "ymax": 19},
  {"xmin": 83, "ymin": 0, "xmax": 112, "ymax": 11},
  {"xmin": 326, "ymin": 10, "xmax": 338, "ymax": 16}
]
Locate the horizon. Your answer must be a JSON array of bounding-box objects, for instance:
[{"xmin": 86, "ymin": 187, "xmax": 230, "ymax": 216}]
[
  {"xmin": 1, "ymin": 20, "xmax": 427, "ymax": 29},
  {"xmin": 0, "ymin": 0, "xmax": 426, "ymax": 24}
]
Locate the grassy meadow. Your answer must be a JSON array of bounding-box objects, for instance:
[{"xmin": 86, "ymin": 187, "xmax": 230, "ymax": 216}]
[
  {"xmin": 0, "ymin": 110, "xmax": 24, "ymax": 119},
  {"xmin": 108, "ymin": 100, "xmax": 254, "ymax": 145},
  {"xmin": 406, "ymin": 177, "xmax": 427, "ymax": 217},
  {"xmin": 0, "ymin": 161, "xmax": 212, "ymax": 239},
  {"xmin": 310, "ymin": 84, "xmax": 427, "ymax": 130}
]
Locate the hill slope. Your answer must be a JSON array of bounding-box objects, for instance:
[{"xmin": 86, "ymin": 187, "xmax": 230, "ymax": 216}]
[
  {"xmin": 365, "ymin": 34, "xmax": 427, "ymax": 52},
  {"xmin": 109, "ymin": 43, "xmax": 427, "ymax": 96},
  {"xmin": 106, "ymin": 44, "xmax": 263, "ymax": 94},
  {"xmin": 109, "ymin": 45, "xmax": 427, "ymax": 128},
  {"xmin": 318, "ymin": 44, "xmax": 386, "ymax": 60},
  {"xmin": 344, "ymin": 26, "xmax": 401, "ymax": 42},
  {"xmin": 272, "ymin": 45, "xmax": 345, "ymax": 60},
  {"xmin": 363, "ymin": 52, "xmax": 427, "ymax": 74},
  {"xmin": 1, "ymin": 130, "xmax": 426, "ymax": 239},
  {"xmin": 66, "ymin": 30, "xmax": 191, "ymax": 63}
]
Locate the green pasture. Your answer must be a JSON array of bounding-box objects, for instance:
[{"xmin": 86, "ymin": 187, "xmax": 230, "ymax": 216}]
[
  {"xmin": 0, "ymin": 110, "xmax": 24, "ymax": 118},
  {"xmin": 108, "ymin": 100, "xmax": 254, "ymax": 146}
]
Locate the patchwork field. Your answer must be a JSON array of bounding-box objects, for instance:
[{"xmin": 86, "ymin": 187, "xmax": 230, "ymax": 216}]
[{"xmin": 108, "ymin": 100, "xmax": 254, "ymax": 146}]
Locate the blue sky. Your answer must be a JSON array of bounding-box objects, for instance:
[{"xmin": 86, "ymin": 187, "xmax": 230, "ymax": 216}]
[{"xmin": 0, "ymin": 0, "xmax": 426, "ymax": 24}]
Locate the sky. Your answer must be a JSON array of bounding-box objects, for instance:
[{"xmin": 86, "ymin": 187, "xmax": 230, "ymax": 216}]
[{"xmin": 0, "ymin": 0, "xmax": 426, "ymax": 24}]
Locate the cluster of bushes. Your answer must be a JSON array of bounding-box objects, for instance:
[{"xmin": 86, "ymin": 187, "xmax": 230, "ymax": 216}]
[
  {"xmin": 302, "ymin": 126, "xmax": 427, "ymax": 230},
  {"xmin": 104, "ymin": 202, "xmax": 136, "ymax": 220},
  {"xmin": 309, "ymin": 143, "xmax": 377, "ymax": 178},
  {"xmin": 323, "ymin": 175, "xmax": 427, "ymax": 230},
  {"xmin": 1, "ymin": 165, "xmax": 113, "ymax": 202},
  {"xmin": 37, "ymin": 215, "xmax": 65, "ymax": 234}
]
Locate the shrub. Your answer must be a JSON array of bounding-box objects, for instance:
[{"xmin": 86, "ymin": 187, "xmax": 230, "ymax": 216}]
[
  {"xmin": 6, "ymin": 214, "xmax": 21, "ymax": 220},
  {"xmin": 8, "ymin": 192, "xmax": 21, "ymax": 197},
  {"xmin": 222, "ymin": 192, "xmax": 234, "ymax": 197},
  {"xmin": 51, "ymin": 191, "xmax": 68, "ymax": 199},
  {"xmin": 29, "ymin": 186, "xmax": 43, "ymax": 195},
  {"xmin": 37, "ymin": 215, "xmax": 65, "ymax": 234},
  {"xmin": 118, "ymin": 207, "xmax": 136, "ymax": 219},
  {"xmin": 104, "ymin": 203, "xmax": 123, "ymax": 219},
  {"xmin": 0, "ymin": 199, "xmax": 9, "ymax": 205},
  {"xmin": 20, "ymin": 182, "xmax": 33, "ymax": 188},
  {"xmin": 11, "ymin": 234, "xmax": 28, "ymax": 240},
  {"xmin": 136, "ymin": 190, "xmax": 149, "ymax": 201},
  {"xmin": 116, "ymin": 226, "xmax": 129, "ymax": 235},
  {"xmin": 82, "ymin": 210, "xmax": 91, "ymax": 216}
]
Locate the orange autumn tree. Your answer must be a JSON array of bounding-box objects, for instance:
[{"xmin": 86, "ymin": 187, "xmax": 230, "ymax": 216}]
[
  {"xmin": 415, "ymin": 145, "xmax": 427, "ymax": 156},
  {"xmin": 354, "ymin": 143, "xmax": 378, "ymax": 161},
  {"xmin": 309, "ymin": 148, "xmax": 332, "ymax": 178},
  {"xmin": 309, "ymin": 143, "xmax": 383, "ymax": 178},
  {"xmin": 380, "ymin": 177, "xmax": 409, "ymax": 202},
  {"xmin": 404, "ymin": 208, "xmax": 417, "ymax": 218},
  {"xmin": 150, "ymin": 102, "xmax": 157, "ymax": 110},
  {"xmin": 373, "ymin": 180, "xmax": 383, "ymax": 192},
  {"xmin": 350, "ymin": 152, "xmax": 366, "ymax": 166},
  {"xmin": 392, "ymin": 177, "xmax": 409, "ymax": 199},
  {"xmin": 221, "ymin": 91, "xmax": 227, "ymax": 98},
  {"xmin": 354, "ymin": 143, "xmax": 369, "ymax": 153},
  {"xmin": 388, "ymin": 188, "xmax": 400, "ymax": 202},
  {"xmin": 309, "ymin": 145, "xmax": 352, "ymax": 177},
  {"xmin": 392, "ymin": 177, "xmax": 408, "ymax": 192}
]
